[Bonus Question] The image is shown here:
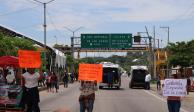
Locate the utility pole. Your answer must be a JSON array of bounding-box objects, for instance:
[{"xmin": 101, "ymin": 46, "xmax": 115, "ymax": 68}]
[
  {"xmin": 153, "ymin": 26, "xmax": 156, "ymax": 78},
  {"xmin": 160, "ymin": 26, "xmax": 170, "ymax": 77},
  {"xmin": 64, "ymin": 26, "xmax": 83, "ymax": 73},
  {"xmin": 157, "ymin": 39, "xmax": 160, "ymax": 49},
  {"xmin": 32, "ymin": 0, "xmax": 55, "ymax": 63},
  {"xmin": 145, "ymin": 26, "xmax": 153, "ymax": 76}
]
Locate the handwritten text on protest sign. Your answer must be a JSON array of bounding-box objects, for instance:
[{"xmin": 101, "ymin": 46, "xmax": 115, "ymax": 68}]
[
  {"xmin": 18, "ymin": 50, "xmax": 42, "ymax": 68},
  {"xmin": 79, "ymin": 64, "xmax": 102, "ymax": 82},
  {"xmin": 163, "ymin": 79, "xmax": 187, "ymax": 96}
]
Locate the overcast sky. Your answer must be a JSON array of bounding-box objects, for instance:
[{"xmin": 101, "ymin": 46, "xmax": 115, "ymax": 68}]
[{"xmin": 1, "ymin": 0, "xmax": 194, "ymax": 49}]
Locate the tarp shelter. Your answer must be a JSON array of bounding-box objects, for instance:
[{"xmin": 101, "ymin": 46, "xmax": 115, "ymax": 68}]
[{"xmin": 0, "ymin": 56, "xmax": 19, "ymax": 68}]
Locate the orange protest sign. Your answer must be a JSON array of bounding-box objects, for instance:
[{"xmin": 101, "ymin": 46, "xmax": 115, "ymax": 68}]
[
  {"xmin": 79, "ymin": 64, "xmax": 102, "ymax": 82},
  {"xmin": 18, "ymin": 50, "xmax": 42, "ymax": 68}
]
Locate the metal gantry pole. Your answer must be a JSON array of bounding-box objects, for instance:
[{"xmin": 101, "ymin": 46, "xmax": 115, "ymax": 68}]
[
  {"xmin": 160, "ymin": 26, "xmax": 170, "ymax": 77},
  {"xmin": 145, "ymin": 26, "xmax": 153, "ymax": 76},
  {"xmin": 153, "ymin": 26, "xmax": 156, "ymax": 78}
]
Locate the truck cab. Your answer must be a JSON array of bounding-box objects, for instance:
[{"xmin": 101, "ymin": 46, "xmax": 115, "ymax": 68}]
[{"xmin": 99, "ymin": 62, "xmax": 121, "ymax": 89}]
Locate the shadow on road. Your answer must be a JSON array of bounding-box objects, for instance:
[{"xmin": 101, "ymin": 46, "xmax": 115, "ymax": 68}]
[
  {"xmin": 129, "ymin": 87, "xmax": 145, "ymax": 90},
  {"xmin": 99, "ymin": 87, "xmax": 125, "ymax": 91}
]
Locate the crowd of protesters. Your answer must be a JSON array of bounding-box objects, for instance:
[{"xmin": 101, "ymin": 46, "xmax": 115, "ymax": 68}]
[
  {"xmin": 36, "ymin": 70, "xmax": 79, "ymax": 92},
  {"xmin": 45, "ymin": 71, "xmax": 59, "ymax": 93}
]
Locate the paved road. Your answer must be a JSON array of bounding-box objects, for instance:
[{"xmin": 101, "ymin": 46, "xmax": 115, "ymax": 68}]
[{"xmin": 39, "ymin": 76, "xmax": 188, "ymax": 112}]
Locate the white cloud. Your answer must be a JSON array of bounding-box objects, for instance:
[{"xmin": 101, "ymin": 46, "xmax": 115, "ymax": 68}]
[{"xmin": 3, "ymin": 0, "xmax": 194, "ymax": 31}]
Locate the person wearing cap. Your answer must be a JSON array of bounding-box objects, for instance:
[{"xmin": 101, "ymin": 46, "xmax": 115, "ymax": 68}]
[{"xmin": 22, "ymin": 68, "xmax": 41, "ymax": 112}]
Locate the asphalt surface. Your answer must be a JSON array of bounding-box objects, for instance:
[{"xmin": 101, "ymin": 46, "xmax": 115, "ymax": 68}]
[{"xmin": 39, "ymin": 76, "xmax": 189, "ymax": 112}]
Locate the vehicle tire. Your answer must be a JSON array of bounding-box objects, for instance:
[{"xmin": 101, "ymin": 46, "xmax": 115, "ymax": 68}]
[
  {"xmin": 117, "ymin": 86, "xmax": 120, "ymax": 90},
  {"xmin": 99, "ymin": 86, "xmax": 103, "ymax": 89},
  {"xmin": 129, "ymin": 83, "xmax": 133, "ymax": 88}
]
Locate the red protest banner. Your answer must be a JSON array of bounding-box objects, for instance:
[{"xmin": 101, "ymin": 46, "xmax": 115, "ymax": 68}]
[
  {"xmin": 18, "ymin": 50, "xmax": 42, "ymax": 68},
  {"xmin": 78, "ymin": 64, "xmax": 102, "ymax": 82}
]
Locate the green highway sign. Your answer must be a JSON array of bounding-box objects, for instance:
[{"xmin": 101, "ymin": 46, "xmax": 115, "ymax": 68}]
[{"xmin": 81, "ymin": 34, "xmax": 132, "ymax": 49}]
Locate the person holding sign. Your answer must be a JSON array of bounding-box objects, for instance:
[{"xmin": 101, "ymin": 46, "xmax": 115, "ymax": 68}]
[
  {"xmin": 78, "ymin": 64, "xmax": 102, "ymax": 112},
  {"xmin": 22, "ymin": 68, "xmax": 41, "ymax": 112},
  {"xmin": 79, "ymin": 80, "xmax": 97, "ymax": 112},
  {"xmin": 163, "ymin": 74, "xmax": 187, "ymax": 112},
  {"xmin": 19, "ymin": 50, "xmax": 42, "ymax": 112}
]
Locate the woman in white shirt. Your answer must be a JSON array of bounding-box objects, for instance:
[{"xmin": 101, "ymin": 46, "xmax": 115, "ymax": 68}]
[{"xmin": 22, "ymin": 68, "xmax": 41, "ymax": 112}]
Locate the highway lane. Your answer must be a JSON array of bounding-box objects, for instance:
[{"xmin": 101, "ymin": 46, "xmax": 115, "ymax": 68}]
[{"xmin": 39, "ymin": 76, "xmax": 186, "ymax": 112}]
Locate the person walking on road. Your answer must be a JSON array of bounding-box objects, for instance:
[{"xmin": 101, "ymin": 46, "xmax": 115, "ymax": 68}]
[
  {"xmin": 186, "ymin": 77, "xmax": 191, "ymax": 95},
  {"xmin": 63, "ymin": 72, "xmax": 69, "ymax": 88},
  {"xmin": 51, "ymin": 72, "xmax": 58, "ymax": 93},
  {"xmin": 145, "ymin": 72, "xmax": 151, "ymax": 90},
  {"xmin": 79, "ymin": 80, "xmax": 97, "ymax": 112},
  {"xmin": 156, "ymin": 75, "xmax": 161, "ymax": 90},
  {"xmin": 22, "ymin": 68, "xmax": 41, "ymax": 112},
  {"xmin": 46, "ymin": 72, "xmax": 52, "ymax": 92}
]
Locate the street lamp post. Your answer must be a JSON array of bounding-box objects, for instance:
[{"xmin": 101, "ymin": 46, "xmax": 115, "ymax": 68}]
[
  {"xmin": 64, "ymin": 27, "xmax": 83, "ymax": 58},
  {"xmin": 32, "ymin": 0, "xmax": 55, "ymax": 62},
  {"xmin": 160, "ymin": 26, "xmax": 170, "ymax": 77},
  {"xmin": 64, "ymin": 26, "xmax": 83, "ymax": 73}
]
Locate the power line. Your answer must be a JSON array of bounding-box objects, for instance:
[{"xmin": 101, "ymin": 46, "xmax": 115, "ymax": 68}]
[
  {"xmin": 171, "ymin": 2, "xmax": 194, "ymax": 26},
  {"xmin": 46, "ymin": 11, "xmax": 64, "ymax": 37},
  {"xmin": 25, "ymin": 0, "xmax": 41, "ymax": 5},
  {"xmin": 46, "ymin": 11, "xmax": 69, "ymax": 45}
]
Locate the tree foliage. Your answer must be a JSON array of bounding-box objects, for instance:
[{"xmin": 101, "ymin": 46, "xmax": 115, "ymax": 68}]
[
  {"xmin": 76, "ymin": 51, "xmax": 149, "ymax": 73},
  {"xmin": 168, "ymin": 40, "xmax": 194, "ymax": 67},
  {"xmin": 0, "ymin": 33, "xmax": 36, "ymax": 56}
]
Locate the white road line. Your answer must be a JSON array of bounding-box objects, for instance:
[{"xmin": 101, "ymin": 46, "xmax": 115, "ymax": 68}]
[{"xmin": 143, "ymin": 90, "xmax": 189, "ymax": 112}]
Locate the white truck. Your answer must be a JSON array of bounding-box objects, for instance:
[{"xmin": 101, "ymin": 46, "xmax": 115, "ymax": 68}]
[
  {"xmin": 99, "ymin": 62, "xmax": 121, "ymax": 89},
  {"xmin": 129, "ymin": 66, "xmax": 148, "ymax": 88}
]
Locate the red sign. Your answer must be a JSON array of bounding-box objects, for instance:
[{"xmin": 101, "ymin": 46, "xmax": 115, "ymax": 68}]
[
  {"xmin": 79, "ymin": 64, "xmax": 102, "ymax": 82},
  {"xmin": 18, "ymin": 50, "xmax": 42, "ymax": 68}
]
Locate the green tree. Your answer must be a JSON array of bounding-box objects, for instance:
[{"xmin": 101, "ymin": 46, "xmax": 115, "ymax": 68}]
[
  {"xmin": 0, "ymin": 34, "xmax": 36, "ymax": 56},
  {"xmin": 168, "ymin": 42, "xmax": 191, "ymax": 67}
]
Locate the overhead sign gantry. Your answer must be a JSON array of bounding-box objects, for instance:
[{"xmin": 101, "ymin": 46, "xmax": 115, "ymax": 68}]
[{"xmin": 81, "ymin": 33, "xmax": 132, "ymax": 50}]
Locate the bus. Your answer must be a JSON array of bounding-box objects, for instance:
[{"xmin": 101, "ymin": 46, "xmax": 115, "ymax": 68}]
[{"xmin": 99, "ymin": 62, "xmax": 121, "ymax": 89}]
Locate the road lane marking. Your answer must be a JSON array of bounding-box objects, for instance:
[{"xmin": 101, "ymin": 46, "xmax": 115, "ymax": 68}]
[{"xmin": 143, "ymin": 90, "xmax": 189, "ymax": 112}]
